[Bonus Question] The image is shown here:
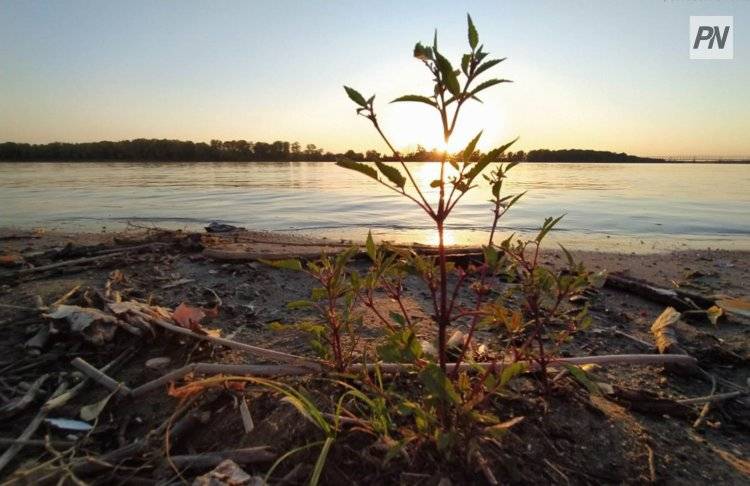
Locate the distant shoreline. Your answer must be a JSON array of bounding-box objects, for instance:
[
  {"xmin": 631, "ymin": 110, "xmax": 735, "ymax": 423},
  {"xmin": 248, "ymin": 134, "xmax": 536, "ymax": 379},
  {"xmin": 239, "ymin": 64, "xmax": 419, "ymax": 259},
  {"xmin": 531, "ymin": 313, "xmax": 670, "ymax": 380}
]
[{"xmin": 2, "ymin": 139, "xmax": 748, "ymax": 164}]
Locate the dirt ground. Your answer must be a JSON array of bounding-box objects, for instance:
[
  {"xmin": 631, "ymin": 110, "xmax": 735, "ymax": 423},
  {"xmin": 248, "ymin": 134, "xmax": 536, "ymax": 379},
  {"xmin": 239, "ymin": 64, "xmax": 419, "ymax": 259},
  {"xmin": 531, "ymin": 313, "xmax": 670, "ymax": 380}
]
[{"xmin": 0, "ymin": 227, "xmax": 748, "ymax": 485}]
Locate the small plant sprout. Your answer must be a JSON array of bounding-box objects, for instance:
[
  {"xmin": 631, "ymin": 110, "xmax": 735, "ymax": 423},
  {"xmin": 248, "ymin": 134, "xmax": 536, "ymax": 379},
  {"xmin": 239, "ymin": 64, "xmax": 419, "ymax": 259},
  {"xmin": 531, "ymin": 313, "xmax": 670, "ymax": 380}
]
[
  {"xmin": 264, "ymin": 248, "xmax": 362, "ymax": 372},
  {"xmin": 341, "ymin": 14, "xmax": 517, "ymax": 372}
]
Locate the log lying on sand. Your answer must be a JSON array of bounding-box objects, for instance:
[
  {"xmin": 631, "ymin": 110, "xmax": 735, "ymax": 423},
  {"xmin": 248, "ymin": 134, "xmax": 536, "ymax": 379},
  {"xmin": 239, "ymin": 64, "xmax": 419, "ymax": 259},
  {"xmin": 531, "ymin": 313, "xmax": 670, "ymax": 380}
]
[{"xmin": 604, "ymin": 273, "xmax": 716, "ymax": 311}]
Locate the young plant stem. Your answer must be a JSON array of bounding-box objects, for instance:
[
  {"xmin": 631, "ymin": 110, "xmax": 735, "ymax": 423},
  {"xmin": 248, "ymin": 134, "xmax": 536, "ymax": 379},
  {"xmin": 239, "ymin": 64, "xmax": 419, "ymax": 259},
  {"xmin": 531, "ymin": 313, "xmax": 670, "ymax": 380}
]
[
  {"xmin": 437, "ymin": 220, "xmax": 448, "ymax": 372},
  {"xmin": 451, "ymin": 266, "xmax": 489, "ymax": 378},
  {"xmin": 488, "ymin": 200, "xmax": 504, "ymax": 246}
]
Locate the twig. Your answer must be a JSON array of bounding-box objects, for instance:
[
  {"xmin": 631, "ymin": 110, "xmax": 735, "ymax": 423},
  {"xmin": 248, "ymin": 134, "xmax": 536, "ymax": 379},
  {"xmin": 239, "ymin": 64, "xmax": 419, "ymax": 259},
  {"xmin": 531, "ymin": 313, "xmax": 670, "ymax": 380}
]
[
  {"xmin": 71, "ymin": 357, "xmax": 132, "ymax": 397},
  {"xmin": 0, "ymin": 373, "xmax": 49, "ymax": 416},
  {"xmin": 678, "ymin": 390, "xmax": 746, "ymax": 406},
  {"xmin": 130, "ymin": 363, "xmax": 312, "ymax": 397},
  {"xmin": 646, "ymin": 445, "xmax": 656, "ymax": 483},
  {"xmin": 52, "ymin": 285, "xmax": 82, "ymax": 306},
  {"xmin": 474, "ymin": 450, "xmax": 498, "ymax": 485},
  {"xmin": 693, "ymin": 371, "xmax": 717, "ymax": 429},
  {"xmin": 15, "ymin": 252, "xmax": 129, "ymax": 276},
  {"xmin": 0, "ymin": 408, "xmax": 50, "ymax": 473},
  {"xmin": 134, "ymin": 309, "xmax": 323, "ymax": 369},
  {"xmin": 613, "ymin": 329, "xmax": 653, "ymax": 349}
]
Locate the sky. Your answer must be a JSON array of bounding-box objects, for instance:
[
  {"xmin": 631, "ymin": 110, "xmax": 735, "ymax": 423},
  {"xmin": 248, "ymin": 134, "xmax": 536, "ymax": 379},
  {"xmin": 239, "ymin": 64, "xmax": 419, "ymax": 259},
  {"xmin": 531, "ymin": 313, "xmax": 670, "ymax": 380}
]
[{"xmin": 1, "ymin": 0, "xmax": 748, "ymax": 157}]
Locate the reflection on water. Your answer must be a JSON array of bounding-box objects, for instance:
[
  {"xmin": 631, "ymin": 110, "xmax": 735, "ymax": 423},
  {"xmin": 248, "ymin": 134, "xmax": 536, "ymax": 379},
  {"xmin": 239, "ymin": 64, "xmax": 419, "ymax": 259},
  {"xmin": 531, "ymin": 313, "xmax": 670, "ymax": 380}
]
[{"xmin": 1, "ymin": 162, "xmax": 749, "ymax": 251}]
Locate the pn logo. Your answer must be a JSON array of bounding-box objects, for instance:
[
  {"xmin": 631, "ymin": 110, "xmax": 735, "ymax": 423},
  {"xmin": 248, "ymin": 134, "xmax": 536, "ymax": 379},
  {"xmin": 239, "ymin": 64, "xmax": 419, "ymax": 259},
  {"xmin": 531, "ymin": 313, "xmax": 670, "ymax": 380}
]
[{"xmin": 690, "ymin": 16, "xmax": 733, "ymax": 60}]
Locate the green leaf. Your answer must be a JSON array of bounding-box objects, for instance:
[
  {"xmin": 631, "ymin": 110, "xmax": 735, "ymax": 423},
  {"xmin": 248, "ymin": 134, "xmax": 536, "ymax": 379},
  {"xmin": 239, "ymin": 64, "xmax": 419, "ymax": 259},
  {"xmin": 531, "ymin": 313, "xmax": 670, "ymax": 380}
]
[
  {"xmin": 483, "ymin": 244, "xmax": 498, "ymax": 267},
  {"xmin": 311, "ymin": 287, "xmax": 327, "ymax": 301},
  {"xmin": 482, "ymin": 137, "xmax": 519, "ymax": 163},
  {"xmin": 469, "ymin": 78, "xmax": 511, "ymax": 97},
  {"xmin": 391, "ymin": 95, "xmax": 437, "ymax": 108},
  {"xmin": 473, "ymin": 58, "xmax": 506, "ymax": 78},
  {"xmin": 467, "ymin": 14, "xmax": 478, "ymax": 50},
  {"xmin": 565, "ymin": 365, "xmax": 601, "ymax": 395},
  {"xmin": 388, "ymin": 311, "xmax": 406, "ymax": 326},
  {"xmin": 435, "ymin": 52, "xmax": 461, "ymax": 97},
  {"xmin": 365, "ymin": 230, "xmax": 376, "ymax": 261},
  {"xmin": 413, "ymin": 42, "xmax": 432, "ymax": 60},
  {"xmin": 536, "ymin": 215, "xmax": 565, "ymax": 242},
  {"xmin": 462, "ymin": 130, "xmax": 483, "ymax": 163},
  {"xmin": 336, "ymin": 159, "xmax": 378, "ymax": 180},
  {"xmin": 500, "ymin": 362, "xmax": 526, "ymax": 387},
  {"xmin": 419, "ymin": 363, "xmax": 460, "ymax": 405},
  {"xmin": 377, "ymin": 329, "xmax": 421, "ymax": 362},
  {"xmin": 343, "ymin": 86, "xmax": 367, "ymax": 107},
  {"xmin": 375, "ymin": 161, "xmax": 406, "ymax": 188},
  {"xmin": 461, "ymin": 54, "xmax": 471, "ymax": 76},
  {"xmin": 464, "ymin": 159, "xmax": 492, "ymax": 184},
  {"xmin": 310, "ymin": 437, "xmax": 334, "ymax": 486},
  {"xmin": 261, "ymin": 258, "xmax": 303, "ymax": 271}
]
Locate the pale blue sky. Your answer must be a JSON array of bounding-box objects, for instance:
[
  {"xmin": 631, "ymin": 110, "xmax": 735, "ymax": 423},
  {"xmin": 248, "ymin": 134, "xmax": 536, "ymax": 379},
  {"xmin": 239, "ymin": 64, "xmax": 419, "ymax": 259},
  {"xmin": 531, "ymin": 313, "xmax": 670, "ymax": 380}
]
[{"xmin": 1, "ymin": 0, "xmax": 748, "ymax": 156}]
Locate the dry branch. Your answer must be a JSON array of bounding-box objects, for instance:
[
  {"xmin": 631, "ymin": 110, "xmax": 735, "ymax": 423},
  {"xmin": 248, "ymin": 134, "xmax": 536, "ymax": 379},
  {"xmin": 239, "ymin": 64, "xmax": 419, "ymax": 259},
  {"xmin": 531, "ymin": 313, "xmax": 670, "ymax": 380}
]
[
  {"xmin": 71, "ymin": 357, "xmax": 132, "ymax": 397},
  {"xmin": 129, "ymin": 354, "xmax": 698, "ymax": 397},
  {"xmin": 604, "ymin": 273, "xmax": 716, "ymax": 311},
  {"xmin": 130, "ymin": 363, "xmax": 311, "ymax": 397},
  {"xmin": 133, "ymin": 309, "xmax": 323, "ymax": 369}
]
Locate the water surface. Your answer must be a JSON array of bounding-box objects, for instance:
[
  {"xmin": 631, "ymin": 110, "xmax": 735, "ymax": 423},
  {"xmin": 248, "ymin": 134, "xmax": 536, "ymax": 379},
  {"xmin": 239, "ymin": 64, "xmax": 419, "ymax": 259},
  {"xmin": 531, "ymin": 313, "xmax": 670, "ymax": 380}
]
[{"xmin": 2, "ymin": 162, "xmax": 749, "ymax": 251}]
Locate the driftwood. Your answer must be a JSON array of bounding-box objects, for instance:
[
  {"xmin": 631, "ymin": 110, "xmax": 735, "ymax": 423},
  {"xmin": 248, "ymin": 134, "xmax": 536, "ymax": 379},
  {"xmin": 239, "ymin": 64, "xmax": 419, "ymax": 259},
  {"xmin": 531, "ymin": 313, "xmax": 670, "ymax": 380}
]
[
  {"xmin": 167, "ymin": 447, "xmax": 275, "ymax": 470},
  {"xmin": 604, "ymin": 273, "xmax": 715, "ymax": 311},
  {"xmin": 12, "ymin": 243, "xmax": 165, "ymax": 277}
]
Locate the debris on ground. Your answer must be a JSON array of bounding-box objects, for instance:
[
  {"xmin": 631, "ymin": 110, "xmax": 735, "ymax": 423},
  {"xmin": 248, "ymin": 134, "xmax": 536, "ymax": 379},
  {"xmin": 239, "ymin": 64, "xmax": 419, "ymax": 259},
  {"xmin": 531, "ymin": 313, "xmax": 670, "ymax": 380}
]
[{"xmin": 0, "ymin": 227, "xmax": 748, "ymax": 484}]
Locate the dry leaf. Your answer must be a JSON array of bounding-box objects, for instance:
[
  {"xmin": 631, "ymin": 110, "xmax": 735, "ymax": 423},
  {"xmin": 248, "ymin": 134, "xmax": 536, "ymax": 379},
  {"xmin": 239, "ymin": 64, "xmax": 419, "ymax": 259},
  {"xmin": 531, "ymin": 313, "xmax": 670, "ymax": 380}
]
[
  {"xmin": 44, "ymin": 305, "xmax": 119, "ymax": 345},
  {"xmin": 173, "ymin": 303, "xmax": 207, "ymax": 331}
]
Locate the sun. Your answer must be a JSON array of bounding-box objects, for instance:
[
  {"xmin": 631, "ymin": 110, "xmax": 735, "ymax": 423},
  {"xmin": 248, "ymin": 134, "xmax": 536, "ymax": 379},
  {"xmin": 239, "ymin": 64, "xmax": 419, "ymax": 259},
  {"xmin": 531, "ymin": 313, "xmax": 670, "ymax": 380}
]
[{"xmin": 383, "ymin": 102, "xmax": 501, "ymax": 156}]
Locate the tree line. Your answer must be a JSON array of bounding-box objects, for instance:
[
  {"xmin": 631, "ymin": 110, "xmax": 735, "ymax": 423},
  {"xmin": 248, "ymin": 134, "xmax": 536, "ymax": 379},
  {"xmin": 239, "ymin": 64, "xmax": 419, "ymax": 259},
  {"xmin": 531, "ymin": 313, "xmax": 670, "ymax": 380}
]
[{"xmin": 0, "ymin": 139, "xmax": 662, "ymax": 163}]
